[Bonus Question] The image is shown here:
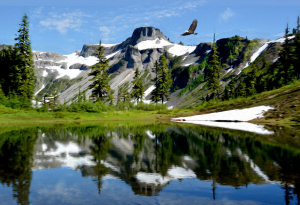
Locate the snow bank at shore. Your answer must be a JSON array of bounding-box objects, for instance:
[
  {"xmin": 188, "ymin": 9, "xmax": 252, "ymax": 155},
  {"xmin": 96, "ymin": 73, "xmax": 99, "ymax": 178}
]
[
  {"xmin": 172, "ymin": 106, "xmax": 273, "ymax": 122},
  {"xmin": 171, "ymin": 106, "xmax": 274, "ymax": 135}
]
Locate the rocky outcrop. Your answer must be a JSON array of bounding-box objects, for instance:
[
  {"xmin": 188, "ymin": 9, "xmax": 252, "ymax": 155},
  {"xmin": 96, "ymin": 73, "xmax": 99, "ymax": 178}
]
[
  {"xmin": 69, "ymin": 63, "xmax": 90, "ymax": 70},
  {"xmin": 33, "ymin": 51, "xmax": 66, "ymax": 61},
  {"xmin": 193, "ymin": 42, "xmax": 212, "ymax": 56},
  {"xmin": 128, "ymin": 27, "xmax": 168, "ymax": 45},
  {"xmin": 79, "ymin": 27, "xmax": 168, "ymax": 58}
]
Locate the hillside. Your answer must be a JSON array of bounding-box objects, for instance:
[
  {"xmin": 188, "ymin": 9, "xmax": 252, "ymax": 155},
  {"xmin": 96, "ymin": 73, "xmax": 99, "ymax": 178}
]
[{"xmin": 29, "ymin": 26, "xmax": 285, "ymax": 108}]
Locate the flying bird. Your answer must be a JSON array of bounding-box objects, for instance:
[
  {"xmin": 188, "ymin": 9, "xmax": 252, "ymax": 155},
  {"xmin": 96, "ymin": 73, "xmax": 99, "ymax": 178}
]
[{"xmin": 181, "ymin": 19, "xmax": 198, "ymax": 36}]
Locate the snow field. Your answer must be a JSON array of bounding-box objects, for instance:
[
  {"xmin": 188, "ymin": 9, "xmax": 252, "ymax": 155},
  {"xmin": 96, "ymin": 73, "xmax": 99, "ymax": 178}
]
[
  {"xmin": 172, "ymin": 106, "xmax": 274, "ymax": 135},
  {"xmin": 173, "ymin": 106, "xmax": 273, "ymax": 122},
  {"xmin": 135, "ymin": 38, "xmax": 172, "ymax": 50},
  {"xmin": 168, "ymin": 44, "xmax": 196, "ymax": 56}
]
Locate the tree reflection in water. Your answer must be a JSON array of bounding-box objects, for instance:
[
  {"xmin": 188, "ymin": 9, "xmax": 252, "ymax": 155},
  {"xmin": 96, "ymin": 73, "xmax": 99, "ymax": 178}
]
[
  {"xmin": 0, "ymin": 124, "xmax": 299, "ymax": 204},
  {"xmin": 0, "ymin": 128, "xmax": 38, "ymax": 205}
]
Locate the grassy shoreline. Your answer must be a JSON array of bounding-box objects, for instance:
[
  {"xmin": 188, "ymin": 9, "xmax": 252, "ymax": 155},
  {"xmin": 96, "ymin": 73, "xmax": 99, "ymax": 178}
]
[{"xmin": 0, "ymin": 81, "xmax": 300, "ymax": 129}]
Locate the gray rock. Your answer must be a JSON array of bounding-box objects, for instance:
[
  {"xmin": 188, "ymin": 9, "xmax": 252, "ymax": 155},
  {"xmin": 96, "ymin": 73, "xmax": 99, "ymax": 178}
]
[
  {"xmin": 128, "ymin": 27, "xmax": 168, "ymax": 46},
  {"xmin": 193, "ymin": 42, "xmax": 212, "ymax": 56},
  {"xmin": 69, "ymin": 63, "xmax": 90, "ymax": 70}
]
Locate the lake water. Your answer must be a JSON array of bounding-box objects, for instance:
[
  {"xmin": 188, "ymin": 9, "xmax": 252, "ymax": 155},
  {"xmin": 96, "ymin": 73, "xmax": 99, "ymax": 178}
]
[{"xmin": 0, "ymin": 123, "xmax": 299, "ymax": 205}]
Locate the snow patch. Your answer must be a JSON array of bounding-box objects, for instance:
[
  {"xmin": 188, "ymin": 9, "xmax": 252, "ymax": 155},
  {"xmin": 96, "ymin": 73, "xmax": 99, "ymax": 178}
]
[
  {"xmin": 273, "ymin": 35, "xmax": 295, "ymax": 43},
  {"xmin": 144, "ymin": 85, "xmax": 156, "ymax": 97},
  {"xmin": 42, "ymin": 70, "xmax": 48, "ymax": 77},
  {"xmin": 105, "ymin": 49, "xmax": 122, "ymax": 59},
  {"xmin": 135, "ymin": 38, "xmax": 172, "ymax": 50},
  {"xmin": 42, "ymin": 144, "xmax": 47, "ymax": 152},
  {"xmin": 225, "ymin": 65, "xmax": 233, "ymax": 75},
  {"xmin": 273, "ymin": 57, "xmax": 280, "ymax": 63},
  {"xmin": 49, "ymin": 66, "xmax": 82, "ymax": 80},
  {"xmin": 139, "ymin": 85, "xmax": 156, "ymax": 104},
  {"xmin": 173, "ymin": 106, "xmax": 273, "ymax": 122},
  {"xmin": 183, "ymin": 63, "xmax": 192, "ymax": 67},
  {"xmin": 168, "ymin": 44, "xmax": 196, "ymax": 56},
  {"xmin": 172, "ymin": 106, "xmax": 274, "ymax": 135},
  {"xmin": 34, "ymin": 84, "xmax": 45, "ymax": 96},
  {"xmin": 58, "ymin": 52, "xmax": 98, "ymax": 69}
]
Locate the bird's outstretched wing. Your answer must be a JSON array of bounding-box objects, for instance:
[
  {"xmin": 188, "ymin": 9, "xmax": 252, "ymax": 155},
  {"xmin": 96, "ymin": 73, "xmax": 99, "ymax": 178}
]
[
  {"xmin": 181, "ymin": 32, "xmax": 190, "ymax": 36},
  {"xmin": 188, "ymin": 19, "xmax": 198, "ymax": 33}
]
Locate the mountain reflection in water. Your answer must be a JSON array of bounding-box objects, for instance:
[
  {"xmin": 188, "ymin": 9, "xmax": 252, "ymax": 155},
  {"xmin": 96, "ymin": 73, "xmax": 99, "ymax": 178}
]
[{"xmin": 0, "ymin": 124, "xmax": 300, "ymax": 204}]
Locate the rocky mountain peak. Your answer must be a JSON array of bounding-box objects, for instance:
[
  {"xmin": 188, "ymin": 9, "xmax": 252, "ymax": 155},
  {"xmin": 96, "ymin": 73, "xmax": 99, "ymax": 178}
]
[{"xmin": 129, "ymin": 27, "xmax": 168, "ymax": 46}]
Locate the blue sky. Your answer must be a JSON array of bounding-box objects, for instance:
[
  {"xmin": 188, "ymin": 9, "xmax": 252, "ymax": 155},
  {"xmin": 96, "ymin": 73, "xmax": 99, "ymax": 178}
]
[{"xmin": 0, "ymin": 0, "xmax": 300, "ymax": 54}]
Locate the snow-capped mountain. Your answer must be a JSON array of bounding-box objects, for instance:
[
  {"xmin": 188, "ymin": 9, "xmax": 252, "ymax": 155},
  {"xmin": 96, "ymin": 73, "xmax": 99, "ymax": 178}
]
[{"xmin": 32, "ymin": 26, "xmax": 286, "ymax": 107}]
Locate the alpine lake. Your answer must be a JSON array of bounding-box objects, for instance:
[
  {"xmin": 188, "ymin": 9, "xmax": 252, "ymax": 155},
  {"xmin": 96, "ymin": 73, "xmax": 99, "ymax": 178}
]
[{"xmin": 0, "ymin": 122, "xmax": 299, "ymax": 205}]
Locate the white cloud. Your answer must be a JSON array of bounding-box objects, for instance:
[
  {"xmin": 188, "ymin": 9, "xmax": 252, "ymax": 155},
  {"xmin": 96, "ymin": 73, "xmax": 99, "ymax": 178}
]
[
  {"xmin": 219, "ymin": 8, "xmax": 234, "ymax": 21},
  {"xmin": 179, "ymin": 0, "xmax": 206, "ymax": 10},
  {"xmin": 34, "ymin": 6, "xmax": 44, "ymax": 14},
  {"xmin": 39, "ymin": 10, "xmax": 90, "ymax": 34},
  {"xmin": 99, "ymin": 26, "xmax": 112, "ymax": 36},
  {"xmin": 94, "ymin": 0, "xmax": 206, "ymax": 43}
]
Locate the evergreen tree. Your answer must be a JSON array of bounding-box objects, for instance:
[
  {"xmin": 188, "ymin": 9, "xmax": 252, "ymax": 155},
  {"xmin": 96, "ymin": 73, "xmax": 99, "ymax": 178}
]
[
  {"xmin": 107, "ymin": 90, "xmax": 115, "ymax": 105},
  {"xmin": 131, "ymin": 67, "xmax": 144, "ymax": 103},
  {"xmin": 150, "ymin": 61, "xmax": 161, "ymax": 103},
  {"xmin": 222, "ymin": 85, "xmax": 230, "ymax": 100},
  {"xmin": 245, "ymin": 66, "xmax": 258, "ymax": 96},
  {"xmin": 158, "ymin": 54, "xmax": 172, "ymax": 104},
  {"xmin": 294, "ymin": 16, "xmax": 300, "ymax": 79},
  {"xmin": 207, "ymin": 34, "xmax": 221, "ymax": 99},
  {"xmin": 276, "ymin": 24, "xmax": 294, "ymax": 85},
  {"xmin": 118, "ymin": 86, "xmax": 130, "ymax": 102},
  {"xmin": 14, "ymin": 13, "xmax": 35, "ymax": 103},
  {"xmin": 238, "ymin": 81, "xmax": 247, "ymax": 97},
  {"xmin": 89, "ymin": 41, "xmax": 111, "ymax": 102},
  {"xmin": 0, "ymin": 46, "xmax": 22, "ymax": 97}
]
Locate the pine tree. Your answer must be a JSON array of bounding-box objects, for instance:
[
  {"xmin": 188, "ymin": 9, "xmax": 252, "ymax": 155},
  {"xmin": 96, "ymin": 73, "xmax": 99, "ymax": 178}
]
[
  {"xmin": 294, "ymin": 16, "xmax": 300, "ymax": 79},
  {"xmin": 131, "ymin": 67, "xmax": 144, "ymax": 103},
  {"xmin": 238, "ymin": 81, "xmax": 247, "ymax": 97},
  {"xmin": 14, "ymin": 13, "xmax": 35, "ymax": 103},
  {"xmin": 0, "ymin": 46, "xmax": 22, "ymax": 97},
  {"xmin": 158, "ymin": 54, "xmax": 172, "ymax": 104},
  {"xmin": 207, "ymin": 34, "xmax": 221, "ymax": 99},
  {"xmin": 246, "ymin": 66, "xmax": 258, "ymax": 96},
  {"xmin": 150, "ymin": 61, "xmax": 161, "ymax": 103},
  {"xmin": 107, "ymin": 90, "xmax": 115, "ymax": 105},
  {"xmin": 276, "ymin": 24, "xmax": 294, "ymax": 85},
  {"xmin": 118, "ymin": 86, "xmax": 130, "ymax": 102},
  {"xmin": 89, "ymin": 41, "xmax": 111, "ymax": 102}
]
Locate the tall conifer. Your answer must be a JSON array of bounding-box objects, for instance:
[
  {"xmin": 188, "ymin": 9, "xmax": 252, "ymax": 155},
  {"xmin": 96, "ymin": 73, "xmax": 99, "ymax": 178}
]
[
  {"xmin": 294, "ymin": 16, "xmax": 300, "ymax": 79},
  {"xmin": 89, "ymin": 41, "xmax": 111, "ymax": 102},
  {"xmin": 207, "ymin": 34, "xmax": 221, "ymax": 99},
  {"xmin": 158, "ymin": 54, "xmax": 172, "ymax": 104},
  {"xmin": 150, "ymin": 61, "xmax": 160, "ymax": 103},
  {"xmin": 14, "ymin": 13, "xmax": 35, "ymax": 102},
  {"xmin": 131, "ymin": 67, "xmax": 144, "ymax": 103},
  {"xmin": 276, "ymin": 24, "xmax": 293, "ymax": 85}
]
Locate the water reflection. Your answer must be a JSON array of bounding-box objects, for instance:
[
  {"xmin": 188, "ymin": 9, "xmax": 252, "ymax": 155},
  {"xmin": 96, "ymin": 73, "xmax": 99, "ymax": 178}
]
[{"xmin": 0, "ymin": 124, "xmax": 300, "ymax": 204}]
